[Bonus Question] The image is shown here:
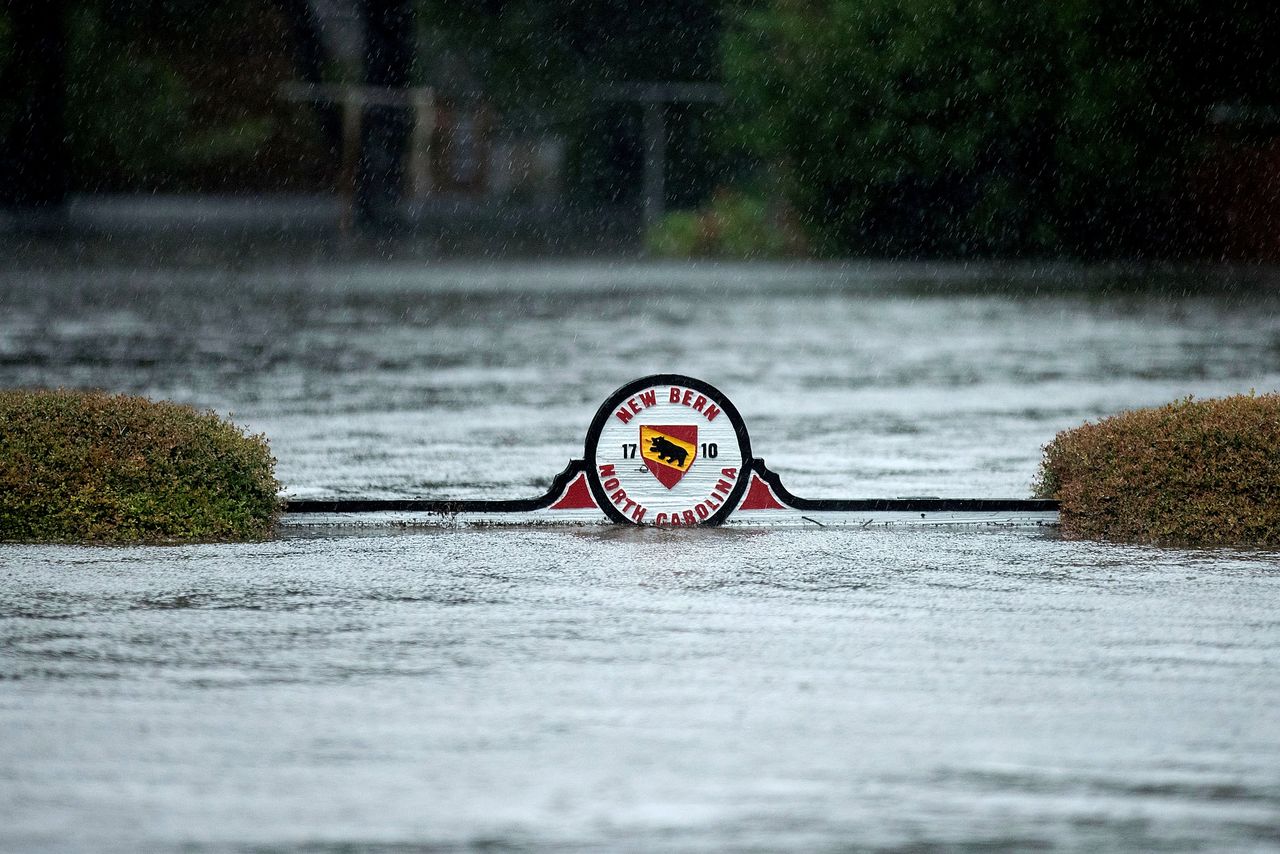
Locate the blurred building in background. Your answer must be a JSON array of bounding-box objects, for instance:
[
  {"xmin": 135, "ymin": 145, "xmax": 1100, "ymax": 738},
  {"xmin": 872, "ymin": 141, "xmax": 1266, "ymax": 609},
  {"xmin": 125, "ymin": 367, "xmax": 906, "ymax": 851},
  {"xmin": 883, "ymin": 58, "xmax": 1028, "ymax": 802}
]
[{"xmin": 0, "ymin": 0, "xmax": 725, "ymax": 243}]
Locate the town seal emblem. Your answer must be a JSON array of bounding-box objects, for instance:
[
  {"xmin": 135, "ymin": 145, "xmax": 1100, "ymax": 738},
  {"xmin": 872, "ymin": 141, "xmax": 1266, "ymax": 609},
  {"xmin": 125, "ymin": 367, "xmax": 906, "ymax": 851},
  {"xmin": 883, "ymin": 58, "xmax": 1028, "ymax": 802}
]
[{"xmin": 584, "ymin": 375, "xmax": 752, "ymax": 525}]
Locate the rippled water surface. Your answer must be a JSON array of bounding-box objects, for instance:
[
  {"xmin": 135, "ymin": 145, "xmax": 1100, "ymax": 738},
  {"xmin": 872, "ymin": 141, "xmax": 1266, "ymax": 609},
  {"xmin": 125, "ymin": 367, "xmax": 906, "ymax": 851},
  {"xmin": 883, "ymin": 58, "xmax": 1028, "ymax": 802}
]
[{"xmin": 3, "ymin": 260, "xmax": 1280, "ymax": 851}]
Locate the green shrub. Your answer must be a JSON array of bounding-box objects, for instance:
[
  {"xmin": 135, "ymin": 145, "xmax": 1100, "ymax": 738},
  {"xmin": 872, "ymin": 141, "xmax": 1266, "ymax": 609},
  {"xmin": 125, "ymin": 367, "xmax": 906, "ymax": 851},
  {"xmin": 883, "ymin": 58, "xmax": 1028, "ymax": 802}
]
[
  {"xmin": 647, "ymin": 210, "xmax": 706, "ymax": 257},
  {"xmin": 0, "ymin": 389, "xmax": 281, "ymax": 544},
  {"xmin": 1034, "ymin": 394, "xmax": 1280, "ymax": 546},
  {"xmin": 645, "ymin": 190, "xmax": 808, "ymax": 258}
]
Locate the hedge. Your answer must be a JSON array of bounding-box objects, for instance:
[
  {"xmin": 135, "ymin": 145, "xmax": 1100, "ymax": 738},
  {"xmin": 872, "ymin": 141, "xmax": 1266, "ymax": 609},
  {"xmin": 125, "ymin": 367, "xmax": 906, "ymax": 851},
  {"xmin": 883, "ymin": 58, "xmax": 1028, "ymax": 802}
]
[
  {"xmin": 1034, "ymin": 394, "xmax": 1280, "ymax": 546},
  {"xmin": 0, "ymin": 389, "xmax": 280, "ymax": 543}
]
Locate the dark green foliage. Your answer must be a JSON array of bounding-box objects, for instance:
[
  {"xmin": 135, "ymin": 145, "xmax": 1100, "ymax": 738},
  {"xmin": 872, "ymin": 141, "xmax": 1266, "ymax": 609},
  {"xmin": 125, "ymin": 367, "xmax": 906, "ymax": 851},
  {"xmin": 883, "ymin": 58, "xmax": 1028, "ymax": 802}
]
[
  {"xmin": 0, "ymin": 389, "xmax": 281, "ymax": 544},
  {"xmin": 1035, "ymin": 395, "xmax": 1280, "ymax": 546},
  {"xmin": 723, "ymin": 0, "xmax": 1280, "ymax": 258},
  {"xmin": 64, "ymin": 4, "xmax": 194, "ymax": 184}
]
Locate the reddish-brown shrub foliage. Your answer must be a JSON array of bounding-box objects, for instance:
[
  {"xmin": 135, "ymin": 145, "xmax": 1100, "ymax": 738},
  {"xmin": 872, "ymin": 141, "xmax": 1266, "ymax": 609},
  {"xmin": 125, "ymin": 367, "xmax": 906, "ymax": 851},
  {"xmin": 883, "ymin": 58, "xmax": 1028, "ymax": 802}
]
[
  {"xmin": 0, "ymin": 389, "xmax": 281, "ymax": 543},
  {"xmin": 1035, "ymin": 394, "xmax": 1280, "ymax": 546}
]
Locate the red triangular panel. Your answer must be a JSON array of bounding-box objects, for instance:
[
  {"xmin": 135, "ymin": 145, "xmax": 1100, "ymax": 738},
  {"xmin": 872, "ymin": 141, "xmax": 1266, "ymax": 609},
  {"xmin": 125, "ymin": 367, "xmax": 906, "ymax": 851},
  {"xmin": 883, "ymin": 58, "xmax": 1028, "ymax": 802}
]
[
  {"xmin": 737, "ymin": 474, "xmax": 786, "ymax": 510},
  {"xmin": 549, "ymin": 473, "xmax": 599, "ymax": 509}
]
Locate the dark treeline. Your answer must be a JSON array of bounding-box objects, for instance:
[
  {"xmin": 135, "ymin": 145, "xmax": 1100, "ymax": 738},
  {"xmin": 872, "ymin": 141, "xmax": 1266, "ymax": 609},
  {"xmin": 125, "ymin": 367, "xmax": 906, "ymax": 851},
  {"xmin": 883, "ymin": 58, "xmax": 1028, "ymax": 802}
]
[{"xmin": 0, "ymin": 0, "xmax": 1276, "ymax": 256}]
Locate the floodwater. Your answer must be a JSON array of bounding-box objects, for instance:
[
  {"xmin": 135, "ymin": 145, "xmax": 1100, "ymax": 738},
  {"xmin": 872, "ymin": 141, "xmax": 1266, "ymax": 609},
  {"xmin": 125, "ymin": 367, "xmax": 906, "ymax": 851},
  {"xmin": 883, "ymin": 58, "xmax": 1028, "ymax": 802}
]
[{"xmin": 3, "ymin": 260, "xmax": 1280, "ymax": 851}]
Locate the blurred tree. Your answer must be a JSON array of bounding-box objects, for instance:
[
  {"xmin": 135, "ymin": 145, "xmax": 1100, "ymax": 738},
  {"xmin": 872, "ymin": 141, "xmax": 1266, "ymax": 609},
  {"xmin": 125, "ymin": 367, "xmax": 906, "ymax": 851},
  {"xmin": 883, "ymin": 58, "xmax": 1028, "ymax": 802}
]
[
  {"xmin": 357, "ymin": 0, "xmax": 415, "ymax": 230},
  {"xmin": 558, "ymin": 0, "xmax": 725, "ymax": 207},
  {"xmin": 415, "ymin": 0, "xmax": 721, "ymax": 104},
  {"xmin": 0, "ymin": 0, "xmax": 314, "ymax": 199},
  {"xmin": 0, "ymin": 0, "xmax": 410, "ymax": 212},
  {"xmin": 0, "ymin": 2, "xmax": 71, "ymax": 215},
  {"xmin": 64, "ymin": 3, "xmax": 194, "ymax": 187},
  {"xmin": 418, "ymin": 0, "xmax": 725, "ymax": 207},
  {"xmin": 723, "ymin": 0, "xmax": 1280, "ymax": 257}
]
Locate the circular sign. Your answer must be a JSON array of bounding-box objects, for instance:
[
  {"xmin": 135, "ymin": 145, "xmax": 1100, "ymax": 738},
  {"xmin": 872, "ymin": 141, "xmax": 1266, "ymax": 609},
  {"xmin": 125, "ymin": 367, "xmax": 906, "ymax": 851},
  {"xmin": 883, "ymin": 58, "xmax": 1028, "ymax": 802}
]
[{"xmin": 584, "ymin": 375, "xmax": 752, "ymax": 526}]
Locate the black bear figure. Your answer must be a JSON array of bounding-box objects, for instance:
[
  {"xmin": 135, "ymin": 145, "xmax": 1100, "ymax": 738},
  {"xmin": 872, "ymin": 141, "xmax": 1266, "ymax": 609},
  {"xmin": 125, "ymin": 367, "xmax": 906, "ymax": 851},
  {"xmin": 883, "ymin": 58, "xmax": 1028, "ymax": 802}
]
[{"xmin": 648, "ymin": 435, "xmax": 689, "ymax": 467}]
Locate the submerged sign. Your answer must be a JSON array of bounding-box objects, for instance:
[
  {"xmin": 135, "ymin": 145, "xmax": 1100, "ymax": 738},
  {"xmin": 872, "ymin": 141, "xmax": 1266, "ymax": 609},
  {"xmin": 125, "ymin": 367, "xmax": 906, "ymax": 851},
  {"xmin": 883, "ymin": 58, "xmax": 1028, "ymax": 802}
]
[
  {"xmin": 585, "ymin": 375, "xmax": 751, "ymax": 525},
  {"xmin": 285, "ymin": 374, "xmax": 1059, "ymax": 528}
]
